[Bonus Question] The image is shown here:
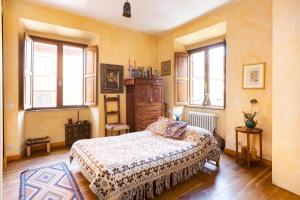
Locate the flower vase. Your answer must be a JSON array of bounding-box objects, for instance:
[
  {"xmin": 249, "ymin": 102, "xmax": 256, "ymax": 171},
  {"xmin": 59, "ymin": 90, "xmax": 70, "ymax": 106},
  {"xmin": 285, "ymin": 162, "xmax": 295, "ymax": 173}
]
[{"xmin": 245, "ymin": 120, "xmax": 257, "ymax": 129}]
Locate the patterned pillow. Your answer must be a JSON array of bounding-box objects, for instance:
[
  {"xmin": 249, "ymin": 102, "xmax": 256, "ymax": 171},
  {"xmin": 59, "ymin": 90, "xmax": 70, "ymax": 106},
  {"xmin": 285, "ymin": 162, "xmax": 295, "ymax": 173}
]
[
  {"xmin": 164, "ymin": 121, "xmax": 187, "ymax": 139},
  {"xmin": 183, "ymin": 126, "xmax": 210, "ymax": 144},
  {"xmin": 183, "ymin": 126, "xmax": 219, "ymax": 147},
  {"xmin": 146, "ymin": 117, "xmax": 169, "ymax": 135}
]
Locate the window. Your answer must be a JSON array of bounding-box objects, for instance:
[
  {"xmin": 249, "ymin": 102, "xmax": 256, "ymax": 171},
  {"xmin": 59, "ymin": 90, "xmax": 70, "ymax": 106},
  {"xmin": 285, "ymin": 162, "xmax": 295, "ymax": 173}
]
[
  {"xmin": 23, "ymin": 35, "xmax": 98, "ymax": 110},
  {"xmin": 63, "ymin": 45, "xmax": 84, "ymax": 106},
  {"xmin": 175, "ymin": 42, "xmax": 226, "ymax": 108}
]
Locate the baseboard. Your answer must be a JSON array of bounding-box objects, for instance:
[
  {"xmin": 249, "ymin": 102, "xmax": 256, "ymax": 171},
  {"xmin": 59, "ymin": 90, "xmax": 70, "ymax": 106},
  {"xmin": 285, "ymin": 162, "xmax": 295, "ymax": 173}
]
[
  {"xmin": 6, "ymin": 152, "xmax": 23, "ymax": 163},
  {"xmin": 6, "ymin": 141, "xmax": 66, "ymax": 163},
  {"xmin": 224, "ymin": 148, "xmax": 272, "ymax": 167},
  {"xmin": 51, "ymin": 141, "xmax": 66, "ymax": 149}
]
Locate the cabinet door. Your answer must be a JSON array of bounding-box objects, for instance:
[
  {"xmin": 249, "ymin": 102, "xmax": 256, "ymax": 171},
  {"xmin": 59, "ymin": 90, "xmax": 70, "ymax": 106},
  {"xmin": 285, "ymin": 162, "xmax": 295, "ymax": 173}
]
[
  {"xmin": 150, "ymin": 85, "xmax": 162, "ymax": 106},
  {"xmin": 135, "ymin": 85, "xmax": 149, "ymax": 106}
]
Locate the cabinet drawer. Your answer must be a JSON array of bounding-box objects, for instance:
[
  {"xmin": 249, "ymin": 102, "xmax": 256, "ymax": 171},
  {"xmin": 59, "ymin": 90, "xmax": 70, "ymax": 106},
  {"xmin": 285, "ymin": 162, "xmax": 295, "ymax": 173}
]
[
  {"xmin": 137, "ymin": 105, "xmax": 161, "ymax": 113},
  {"xmin": 135, "ymin": 79, "xmax": 163, "ymax": 85},
  {"xmin": 137, "ymin": 107, "xmax": 161, "ymax": 118},
  {"xmin": 137, "ymin": 118, "xmax": 157, "ymax": 131},
  {"xmin": 137, "ymin": 113, "xmax": 161, "ymax": 121}
]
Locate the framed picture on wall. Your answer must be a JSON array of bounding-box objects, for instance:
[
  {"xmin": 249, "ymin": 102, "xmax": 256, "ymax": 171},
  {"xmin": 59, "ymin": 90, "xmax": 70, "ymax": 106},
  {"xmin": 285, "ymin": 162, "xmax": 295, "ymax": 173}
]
[
  {"xmin": 243, "ymin": 63, "xmax": 265, "ymax": 89},
  {"xmin": 100, "ymin": 63, "xmax": 124, "ymax": 93},
  {"xmin": 161, "ymin": 60, "xmax": 171, "ymax": 76}
]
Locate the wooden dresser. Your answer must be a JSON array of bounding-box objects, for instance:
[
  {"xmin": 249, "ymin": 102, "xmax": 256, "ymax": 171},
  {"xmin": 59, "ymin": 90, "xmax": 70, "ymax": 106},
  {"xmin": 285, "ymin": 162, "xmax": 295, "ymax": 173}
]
[{"xmin": 124, "ymin": 78, "xmax": 163, "ymax": 132}]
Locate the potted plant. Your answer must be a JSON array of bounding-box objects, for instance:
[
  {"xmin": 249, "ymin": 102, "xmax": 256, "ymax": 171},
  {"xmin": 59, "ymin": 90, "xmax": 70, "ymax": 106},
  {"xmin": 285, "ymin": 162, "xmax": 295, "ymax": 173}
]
[{"xmin": 243, "ymin": 99, "xmax": 259, "ymax": 129}]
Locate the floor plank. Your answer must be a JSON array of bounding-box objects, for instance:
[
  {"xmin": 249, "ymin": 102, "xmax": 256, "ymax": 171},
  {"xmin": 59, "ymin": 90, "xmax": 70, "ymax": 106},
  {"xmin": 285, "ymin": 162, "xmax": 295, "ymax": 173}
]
[{"xmin": 3, "ymin": 149, "xmax": 299, "ymax": 200}]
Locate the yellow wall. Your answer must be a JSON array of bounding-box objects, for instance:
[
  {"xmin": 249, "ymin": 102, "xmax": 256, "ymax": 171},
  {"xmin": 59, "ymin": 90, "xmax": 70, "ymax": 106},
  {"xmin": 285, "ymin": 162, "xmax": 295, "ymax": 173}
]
[
  {"xmin": 3, "ymin": 0, "xmax": 159, "ymax": 156},
  {"xmin": 272, "ymin": 0, "xmax": 300, "ymax": 195},
  {"xmin": 158, "ymin": 0, "xmax": 272, "ymax": 160},
  {"xmin": 25, "ymin": 109, "xmax": 91, "ymax": 143},
  {"xmin": 3, "ymin": 0, "xmax": 273, "ymax": 162}
]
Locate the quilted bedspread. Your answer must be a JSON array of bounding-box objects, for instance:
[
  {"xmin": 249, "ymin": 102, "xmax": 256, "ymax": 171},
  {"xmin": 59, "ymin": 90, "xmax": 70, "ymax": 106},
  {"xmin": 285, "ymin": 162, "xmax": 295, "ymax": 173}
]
[{"xmin": 70, "ymin": 126, "xmax": 220, "ymax": 200}]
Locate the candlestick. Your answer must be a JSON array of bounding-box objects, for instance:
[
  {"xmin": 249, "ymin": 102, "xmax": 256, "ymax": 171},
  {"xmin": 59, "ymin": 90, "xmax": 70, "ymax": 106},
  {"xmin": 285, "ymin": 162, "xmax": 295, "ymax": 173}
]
[
  {"xmin": 77, "ymin": 110, "xmax": 79, "ymax": 123},
  {"xmin": 128, "ymin": 58, "xmax": 130, "ymax": 71}
]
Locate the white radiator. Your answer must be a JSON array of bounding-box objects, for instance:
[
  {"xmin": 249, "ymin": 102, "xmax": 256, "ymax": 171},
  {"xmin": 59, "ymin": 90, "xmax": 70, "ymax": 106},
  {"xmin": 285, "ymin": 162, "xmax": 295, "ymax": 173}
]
[{"xmin": 188, "ymin": 112, "xmax": 217, "ymax": 133}]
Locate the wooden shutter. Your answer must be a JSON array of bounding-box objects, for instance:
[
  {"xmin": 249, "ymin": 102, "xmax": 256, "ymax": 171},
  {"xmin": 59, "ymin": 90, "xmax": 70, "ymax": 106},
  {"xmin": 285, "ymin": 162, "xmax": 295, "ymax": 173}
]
[
  {"xmin": 174, "ymin": 52, "xmax": 189, "ymax": 105},
  {"xmin": 83, "ymin": 46, "xmax": 98, "ymax": 106},
  {"xmin": 23, "ymin": 34, "xmax": 33, "ymax": 110}
]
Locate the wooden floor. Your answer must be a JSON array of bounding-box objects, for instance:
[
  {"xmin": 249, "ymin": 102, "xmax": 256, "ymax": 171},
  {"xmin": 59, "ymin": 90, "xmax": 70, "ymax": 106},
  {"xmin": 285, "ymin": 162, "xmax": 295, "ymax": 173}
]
[{"xmin": 3, "ymin": 149, "xmax": 300, "ymax": 200}]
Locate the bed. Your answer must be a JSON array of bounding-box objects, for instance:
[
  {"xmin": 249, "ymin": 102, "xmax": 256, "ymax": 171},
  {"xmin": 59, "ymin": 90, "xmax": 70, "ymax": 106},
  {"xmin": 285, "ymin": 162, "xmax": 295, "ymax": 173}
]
[{"xmin": 70, "ymin": 125, "xmax": 220, "ymax": 200}]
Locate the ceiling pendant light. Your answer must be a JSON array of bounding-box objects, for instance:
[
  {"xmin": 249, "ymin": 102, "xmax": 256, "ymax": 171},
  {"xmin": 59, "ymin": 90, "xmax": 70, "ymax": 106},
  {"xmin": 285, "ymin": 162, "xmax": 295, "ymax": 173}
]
[{"xmin": 123, "ymin": 0, "xmax": 132, "ymax": 18}]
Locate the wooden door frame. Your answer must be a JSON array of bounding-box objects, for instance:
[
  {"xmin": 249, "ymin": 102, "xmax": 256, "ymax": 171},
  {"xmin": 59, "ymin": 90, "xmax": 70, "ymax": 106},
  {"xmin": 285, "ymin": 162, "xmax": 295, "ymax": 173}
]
[{"xmin": 1, "ymin": 1, "xmax": 4, "ymax": 199}]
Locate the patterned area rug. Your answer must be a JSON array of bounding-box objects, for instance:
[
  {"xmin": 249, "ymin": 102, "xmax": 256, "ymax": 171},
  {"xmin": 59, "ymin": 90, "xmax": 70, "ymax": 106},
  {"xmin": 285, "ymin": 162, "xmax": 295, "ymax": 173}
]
[{"xmin": 19, "ymin": 162, "xmax": 84, "ymax": 200}]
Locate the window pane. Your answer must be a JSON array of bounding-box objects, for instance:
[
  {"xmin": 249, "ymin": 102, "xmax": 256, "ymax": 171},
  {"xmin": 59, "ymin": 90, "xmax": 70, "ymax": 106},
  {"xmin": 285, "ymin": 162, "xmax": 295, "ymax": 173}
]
[
  {"xmin": 25, "ymin": 39, "xmax": 32, "ymax": 70},
  {"xmin": 33, "ymin": 42, "xmax": 57, "ymax": 108},
  {"xmin": 191, "ymin": 51, "xmax": 205, "ymax": 78},
  {"xmin": 209, "ymin": 45, "xmax": 225, "ymax": 107},
  {"xmin": 191, "ymin": 51, "xmax": 205, "ymax": 104},
  {"xmin": 63, "ymin": 45, "xmax": 84, "ymax": 106},
  {"xmin": 191, "ymin": 79, "xmax": 205, "ymax": 104},
  {"xmin": 210, "ymin": 80, "xmax": 224, "ymax": 107}
]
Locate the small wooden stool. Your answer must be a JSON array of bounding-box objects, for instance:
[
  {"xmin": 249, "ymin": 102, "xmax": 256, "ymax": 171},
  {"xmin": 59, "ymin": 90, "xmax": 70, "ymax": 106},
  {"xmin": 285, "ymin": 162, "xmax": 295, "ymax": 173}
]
[{"xmin": 26, "ymin": 136, "xmax": 50, "ymax": 157}]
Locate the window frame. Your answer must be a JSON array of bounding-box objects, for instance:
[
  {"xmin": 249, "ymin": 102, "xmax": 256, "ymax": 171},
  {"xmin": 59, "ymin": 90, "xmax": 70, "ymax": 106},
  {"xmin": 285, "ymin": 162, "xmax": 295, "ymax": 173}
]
[
  {"xmin": 28, "ymin": 35, "xmax": 88, "ymax": 110},
  {"xmin": 188, "ymin": 41, "xmax": 226, "ymax": 109}
]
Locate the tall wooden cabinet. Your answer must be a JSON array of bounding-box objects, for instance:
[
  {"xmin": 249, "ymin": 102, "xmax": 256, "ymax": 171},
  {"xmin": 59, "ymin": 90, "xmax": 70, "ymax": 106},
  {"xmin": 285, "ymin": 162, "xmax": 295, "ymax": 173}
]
[{"xmin": 124, "ymin": 78, "xmax": 163, "ymax": 132}]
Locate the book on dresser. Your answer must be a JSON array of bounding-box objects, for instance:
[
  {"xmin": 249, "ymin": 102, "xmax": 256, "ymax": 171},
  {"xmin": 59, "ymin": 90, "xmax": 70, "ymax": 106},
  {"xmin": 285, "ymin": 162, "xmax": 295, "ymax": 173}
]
[{"xmin": 124, "ymin": 77, "xmax": 163, "ymax": 132}]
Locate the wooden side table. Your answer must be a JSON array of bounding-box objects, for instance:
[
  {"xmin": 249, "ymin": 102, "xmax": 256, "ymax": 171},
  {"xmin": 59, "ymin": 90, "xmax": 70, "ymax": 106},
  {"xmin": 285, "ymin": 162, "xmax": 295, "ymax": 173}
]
[
  {"xmin": 65, "ymin": 121, "xmax": 91, "ymax": 148},
  {"xmin": 235, "ymin": 126, "xmax": 263, "ymax": 168}
]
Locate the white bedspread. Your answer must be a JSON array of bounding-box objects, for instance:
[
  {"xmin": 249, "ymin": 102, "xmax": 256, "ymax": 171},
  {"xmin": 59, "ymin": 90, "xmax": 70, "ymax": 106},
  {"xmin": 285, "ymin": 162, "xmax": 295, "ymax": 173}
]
[{"xmin": 70, "ymin": 126, "xmax": 220, "ymax": 200}]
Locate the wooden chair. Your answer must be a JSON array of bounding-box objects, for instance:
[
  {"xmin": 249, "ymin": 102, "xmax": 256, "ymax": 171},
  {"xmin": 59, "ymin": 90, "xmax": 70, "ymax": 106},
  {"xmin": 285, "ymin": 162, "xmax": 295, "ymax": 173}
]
[{"xmin": 104, "ymin": 95, "xmax": 130, "ymax": 136}]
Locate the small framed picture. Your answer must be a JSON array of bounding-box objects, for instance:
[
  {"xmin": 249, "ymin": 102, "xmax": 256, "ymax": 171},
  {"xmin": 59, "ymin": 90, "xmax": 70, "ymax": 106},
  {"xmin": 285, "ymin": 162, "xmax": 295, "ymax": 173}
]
[
  {"xmin": 243, "ymin": 63, "xmax": 265, "ymax": 89},
  {"xmin": 100, "ymin": 63, "xmax": 124, "ymax": 93},
  {"xmin": 161, "ymin": 60, "xmax": 171, "ymax": 76}
]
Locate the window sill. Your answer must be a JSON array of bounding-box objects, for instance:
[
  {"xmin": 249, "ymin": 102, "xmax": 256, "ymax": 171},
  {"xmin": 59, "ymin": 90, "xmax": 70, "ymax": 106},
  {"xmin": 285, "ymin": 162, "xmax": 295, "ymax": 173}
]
[
  {"xmin": 25, "ymin": 106, "xmax": 89, "ymax": 112},
  {"xmin": 177, "ymin": 104, "xmax": 226, "ymax": 111}
]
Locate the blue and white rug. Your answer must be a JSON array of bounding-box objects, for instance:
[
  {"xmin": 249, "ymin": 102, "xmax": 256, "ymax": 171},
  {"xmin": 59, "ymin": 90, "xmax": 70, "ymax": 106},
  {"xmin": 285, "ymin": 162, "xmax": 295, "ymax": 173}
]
[{"xmin": 19, "ymin": 162, "xmax": 84, "ymax": 200}]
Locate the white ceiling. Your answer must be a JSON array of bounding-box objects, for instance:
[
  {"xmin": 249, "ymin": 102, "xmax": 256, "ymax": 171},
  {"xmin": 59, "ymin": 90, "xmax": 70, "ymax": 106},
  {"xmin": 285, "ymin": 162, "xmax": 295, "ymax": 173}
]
[{"xmin": 28, "ymin": 0, "xmax": 231, "ymax": 34}]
